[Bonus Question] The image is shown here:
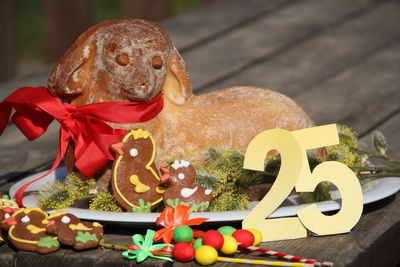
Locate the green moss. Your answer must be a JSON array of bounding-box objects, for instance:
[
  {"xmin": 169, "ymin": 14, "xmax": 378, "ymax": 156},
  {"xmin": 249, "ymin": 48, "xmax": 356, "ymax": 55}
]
[
  {"xmin": 38, "ymin": 180, "xmax": 74, "ymax": 211},
  {"xmin": 300, "ymin": 182, "xmax": 332, "ymax": 204},
  {"xmin": 89, "ymin": 193, "xmax": 123, "ymax": 212},
  {"xmin": 326, "ymin": 144, "xmax": 363, "ymax": 167},
  {"xmin": 337, "ymin": 124, "xmax": 358, "ymax": 148},
  {"xmin": 208, "ymin": 190, "xmax": 249, "ymax": 212},
  {"xmin": 64, "ymin": 173, "xmax": 96, "ymax": 200}
]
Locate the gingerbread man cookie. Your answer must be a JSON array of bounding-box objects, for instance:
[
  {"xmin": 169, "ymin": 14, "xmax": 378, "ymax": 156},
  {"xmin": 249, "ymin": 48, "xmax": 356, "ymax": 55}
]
[
  {"xmin": 46, "ymin": 211, "xmax": 103, "ymax": 250},
  {"xmin": 8, "ymin": 207, "xmax": 60, "ymax": 254},
  {"xmin": 162, "ymin": 160, "xmax": 212, "ymax": 211},
  {"xmin": 111, "ymin": 129, "xmax": 168, "ymax": 211}
]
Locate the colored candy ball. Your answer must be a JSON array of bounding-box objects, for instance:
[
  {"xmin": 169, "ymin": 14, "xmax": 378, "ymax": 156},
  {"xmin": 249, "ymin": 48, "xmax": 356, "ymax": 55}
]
[
  {"xmin": 220, "ymin": 235, "xmax": 238, "ymax": 255},
  {"xmin": 232, "ymin": 229, "xmax": 255, "ymax": 248},
  {"xmin": 202, "ymin": 230, "xmax": 224, "ymax": 250},
  {"xmin": 247, "ymin": 228, "xmax": 262, "ymax": 246},
  {"xmin": 193, "ymin": 238, "xmax": 203, "ymax": 250},
  {"xmin": 173, "ymin": 242, "xmax": 195, "ymax": 262},
  {"xmin": 217, "ymin": 225, "xmax": 237, "ymax": 236},
  {"xmin": 195, "ymin": 245, "xmax": 218, "ymax": 265},
  {"xmin": 173, "ymin": 225, "xmax": 193, "ymax": 243}
]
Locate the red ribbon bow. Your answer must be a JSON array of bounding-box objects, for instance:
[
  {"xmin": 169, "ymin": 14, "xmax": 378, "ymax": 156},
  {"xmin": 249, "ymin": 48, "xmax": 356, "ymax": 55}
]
[{"xmin": 0, "ymin": 87, "xmax": 164, "ymax": 206}]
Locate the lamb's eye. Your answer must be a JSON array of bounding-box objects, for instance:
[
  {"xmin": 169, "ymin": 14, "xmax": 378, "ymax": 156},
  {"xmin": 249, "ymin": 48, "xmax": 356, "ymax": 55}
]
[
  {"xmin": 151, "ymin": 55, "xmax": 163, "ymax": 69},
  {"xmin": 130, "ymin": 148, "xmax": 138, "ymax": 157},
  {"xmin": 178, "ymin": 173, "xmax": 185, "ymax": 180},
  {"xmin": 116, "ymin": 53, "xmax": 129, "ymax": 66}
]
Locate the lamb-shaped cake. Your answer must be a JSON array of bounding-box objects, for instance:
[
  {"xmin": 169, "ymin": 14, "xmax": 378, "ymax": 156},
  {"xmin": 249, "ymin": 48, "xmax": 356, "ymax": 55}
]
[{"xmin": 47, "ymin": 18, "xmax": 315, "ymax": 189}]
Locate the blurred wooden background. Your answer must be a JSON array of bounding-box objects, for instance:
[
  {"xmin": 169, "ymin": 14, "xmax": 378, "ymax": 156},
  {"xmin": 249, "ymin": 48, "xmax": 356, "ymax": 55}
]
[{"xmin": 0, "ymin": 0, "xmax": 213, "ymax": 81}]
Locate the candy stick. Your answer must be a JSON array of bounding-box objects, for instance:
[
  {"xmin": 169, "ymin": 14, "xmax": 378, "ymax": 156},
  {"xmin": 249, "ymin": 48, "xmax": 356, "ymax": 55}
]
[
  {"xmin": 217, "ymin": 256, "xmax": 314, "ymax": 266},
  {"xmin": 246, "ymin": 246, "xmax": 333, "ymax": 267}
]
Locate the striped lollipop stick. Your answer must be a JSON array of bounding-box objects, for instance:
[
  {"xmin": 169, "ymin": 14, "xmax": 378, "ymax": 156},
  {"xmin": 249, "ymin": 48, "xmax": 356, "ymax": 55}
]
[
  {"xmin": 245, "ymin": 246, "xmax": 333, "ymax": 267},
  {"xmin": 217, "ymin": 256, "xmax": 314, "ymax": 266}
]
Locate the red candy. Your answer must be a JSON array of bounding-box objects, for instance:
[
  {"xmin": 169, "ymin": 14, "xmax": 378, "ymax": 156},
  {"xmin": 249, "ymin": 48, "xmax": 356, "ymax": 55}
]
[
  {"xmin": 232, "ymin": 229, "xmax": 255, "ymax": 248},
  {"xmin": 202, "ymin": 230, "xmax": 224, "ymax": 250},
  {"xmin": 173, "ymin": 242, "xmax": 195, "ymax": 262}
]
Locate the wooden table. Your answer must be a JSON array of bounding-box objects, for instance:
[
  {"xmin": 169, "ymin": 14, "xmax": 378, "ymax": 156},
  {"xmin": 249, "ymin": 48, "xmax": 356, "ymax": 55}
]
[{"xmin": 1, "ymin": 0, "xmax": 400, "ymax": 266}]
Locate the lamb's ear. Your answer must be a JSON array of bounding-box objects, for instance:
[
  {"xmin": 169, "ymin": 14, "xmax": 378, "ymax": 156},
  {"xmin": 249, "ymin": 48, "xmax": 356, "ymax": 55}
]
[
  {"xmin": 162, "ymin": 47, "xmax": 192, "ymax": 105},
  {"xmin": 47, "ymin": 38, "xmax": 93, "ymax": 100}
]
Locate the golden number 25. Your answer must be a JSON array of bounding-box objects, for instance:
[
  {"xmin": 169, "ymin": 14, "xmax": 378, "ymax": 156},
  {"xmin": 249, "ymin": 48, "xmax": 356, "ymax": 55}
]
[{"xmin": 242, "ymin": 124, "xmax": 363, "ymax": 241}]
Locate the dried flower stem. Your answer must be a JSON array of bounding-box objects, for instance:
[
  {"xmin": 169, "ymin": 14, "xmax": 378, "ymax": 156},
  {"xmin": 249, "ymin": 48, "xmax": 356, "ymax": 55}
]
[
  {"xmin": 352, "ymin": 146, "xmax": 400, "ymax": 164},
  {"xmin": 357, "ymin": 172, "xmax": 400, "ymax": 179}
]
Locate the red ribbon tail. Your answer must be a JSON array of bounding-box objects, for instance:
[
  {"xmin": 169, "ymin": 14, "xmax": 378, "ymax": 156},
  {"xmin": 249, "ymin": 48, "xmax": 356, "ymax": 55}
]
[
  {"xmin": 14, "ymin": 128, "xmax": 70, "ymax": 207},
  {"xmin": 0, "ymin": 102, "xmax": 12, "ymax": 135}
]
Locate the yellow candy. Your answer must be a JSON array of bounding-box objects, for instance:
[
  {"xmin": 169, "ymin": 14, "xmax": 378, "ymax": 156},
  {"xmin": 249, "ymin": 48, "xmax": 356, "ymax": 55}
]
[
  {"xmin": 195, "ymin": 245, "xmax": 218, "ymax": 265},
  {"xmin": 247, "ymin": 228, "xmax": 263, "ymax": 246},
  {"xmin": 220, "ymin": 235, "xmax": 238, "ymax": 254}
]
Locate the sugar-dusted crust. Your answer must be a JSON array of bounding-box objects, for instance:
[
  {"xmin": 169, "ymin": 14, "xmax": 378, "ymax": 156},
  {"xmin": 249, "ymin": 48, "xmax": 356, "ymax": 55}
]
[
  {"xmin": 48, "ymin": 19, "xmax": 315, "ymax": 190},
  {"xmin": 132, "ymin": 86, "xmax": 315, "ymax": 166}
]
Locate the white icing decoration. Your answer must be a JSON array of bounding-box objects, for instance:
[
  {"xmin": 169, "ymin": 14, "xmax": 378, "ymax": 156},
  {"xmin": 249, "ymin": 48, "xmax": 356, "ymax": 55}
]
[
  {"xmin": 171, "ymin": 160, "xmax": 191, "ymax": 170},
  {"xmin": 129, "ymin": 148, "xmax": 138, "ymax": 157},
  {"xmin": 61, "ymin": 216, "xmax": 71, "ymax": 224},
  {"xmin": 178, "ymin": 173, "xmax": 185, "ymax": 180},
  {"xmin": 204, "ymin": 189, "xmax": 212, "ymax": 195},
  {"xmin": 181, "ymin": 186, "xmax": 198, "ymax": 198},
  {"xmin": 4, "ymin": 213, "xmax": 10, "ymax": 219},
  {"xmin": 21, "ymin": 215, "xmax": 30, "ymax": 223}
]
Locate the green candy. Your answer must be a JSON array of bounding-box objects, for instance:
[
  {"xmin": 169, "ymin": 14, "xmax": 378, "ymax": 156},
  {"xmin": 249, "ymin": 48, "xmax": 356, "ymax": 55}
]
[
  {"xmin": 173, "ymin": 225, "xmax": 193, "ymax": 243},
  {"xmin": 217, "ymin": 226, "xmax": 237, "ymax": 236},
  {"xmin": 193, "ymin": 238, "xmax": 203, "ymax": 250}
]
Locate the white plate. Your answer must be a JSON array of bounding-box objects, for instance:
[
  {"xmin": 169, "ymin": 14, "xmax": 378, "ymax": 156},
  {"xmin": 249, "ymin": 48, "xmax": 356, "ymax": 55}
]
[{"xmin": 9, "ymin": 168, "xmax": 400, "ymax": 226}]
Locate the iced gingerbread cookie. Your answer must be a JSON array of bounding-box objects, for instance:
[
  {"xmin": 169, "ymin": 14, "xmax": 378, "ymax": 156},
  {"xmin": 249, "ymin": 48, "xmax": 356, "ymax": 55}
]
[
  {"xmin": 161, "ymin": 160, "xmax": 212, "ymax": 212},
  {"xmin": 46, "ymin": 211, "xmax": 103, "ymax": 250},
  {"xmin": 0, "ymin": 195, "xmax": 19, "ymax": 242},
  {"xmin": 111, "ymin": 129, "xmax": 168, "ymax": 211},
  {"xmin": 0, "ymin": 195, "xmax": 20, "ymax": 243},
  {"xmin": 8, "ymin": 207, "xmax": 60, "ymax": 254}
]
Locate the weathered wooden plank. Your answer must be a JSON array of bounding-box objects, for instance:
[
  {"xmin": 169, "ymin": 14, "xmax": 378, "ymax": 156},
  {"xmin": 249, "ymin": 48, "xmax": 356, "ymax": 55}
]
[
  {"xmin": 121, "ymin": 0, "xmax": 173, "ymax": 21},
  {"xmin": 161, "ymin": 0, "xmax": 288, "ymax": 51},
  {"xmin": 15, "ymin": 248, "xmax": 69, "ymax": 266},
  {"xmin": 43, "ymin": 0, "xmax": 92, "ymax": 63},
  {"xmin": 0, "ymin": 243, "xmax": 17, "ymax": 266},
  {"xmin": 184, "ymin": 0, "xmax": 375, "ymax": 92},
  {"xmin": 295, "ymin": 41, "xmax": 400, "ymax": 136},
  {"xmin": 0, "ymin": 122, "xmax": 58, "ymax": 189},
  {"xmin": 251, "ymin": 194, "xmax": 400, "ymax": 267},
  {"xmin": 359, "ymin": 112, "xmax": 400, "ymax": 160},
  {"xmin": 200, "ymin": 0, "xmax": 400, "ymax": 97},
  {"xmin": 0, "ymin": 0, "xmax": 16, "ymax": 81},
  {"xmin": 0, "ymin": 65, "xmax": 52, "ymax": 103},
  {"xmin": 0, "ymin": 0, "xmax": 287, "ymax": 99}
]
